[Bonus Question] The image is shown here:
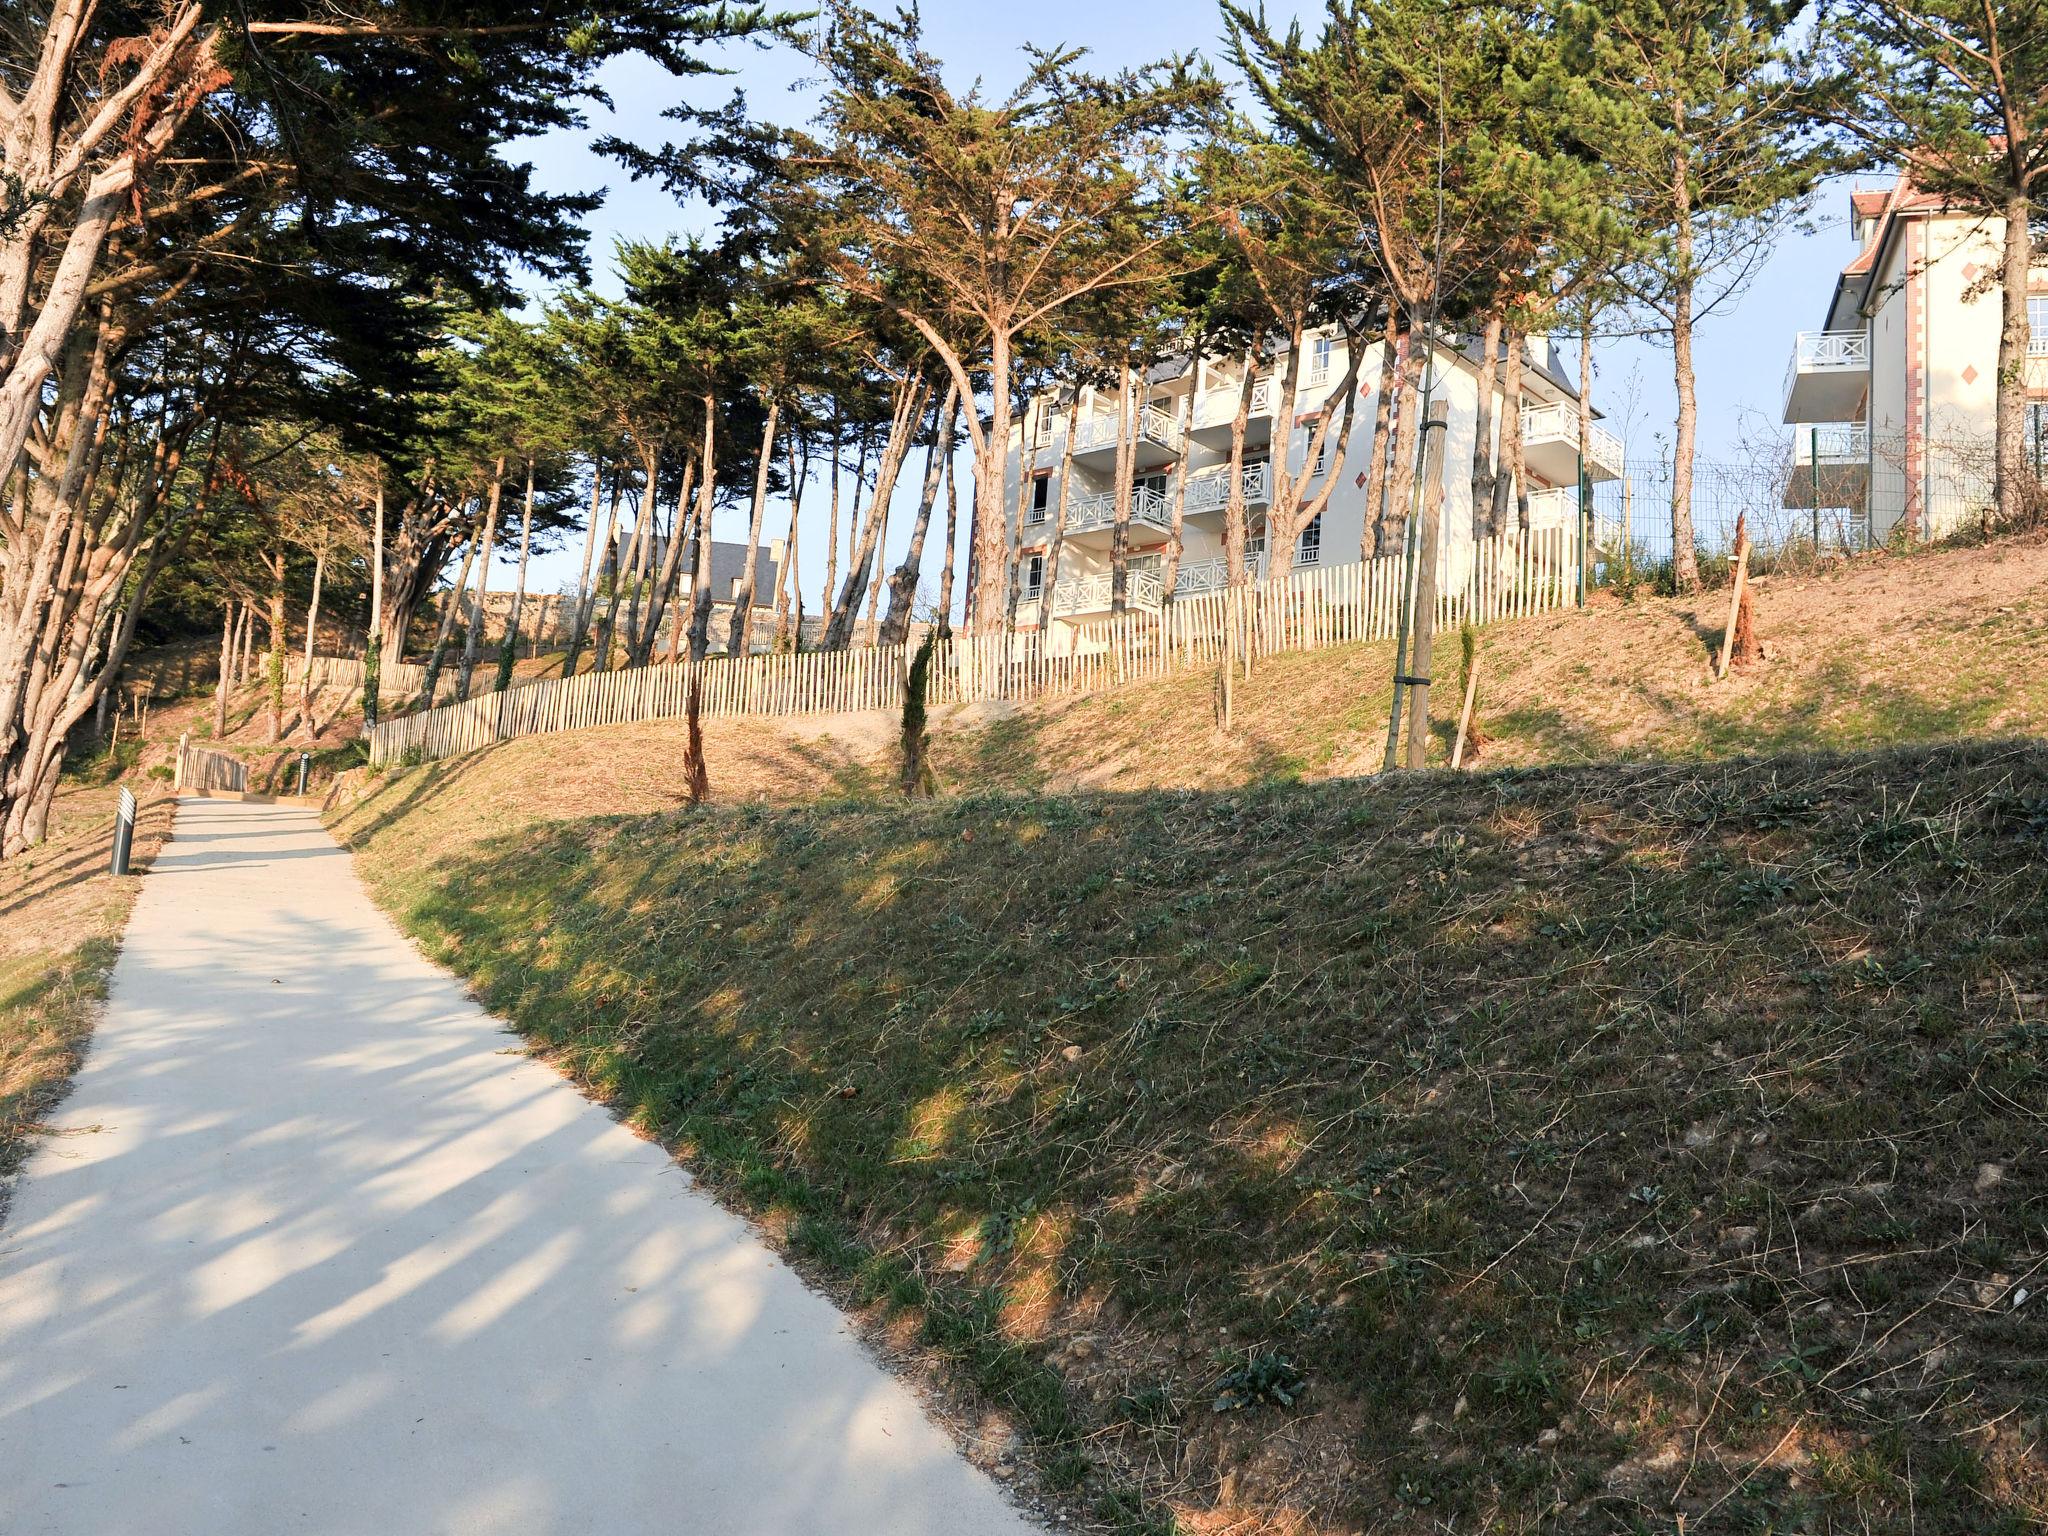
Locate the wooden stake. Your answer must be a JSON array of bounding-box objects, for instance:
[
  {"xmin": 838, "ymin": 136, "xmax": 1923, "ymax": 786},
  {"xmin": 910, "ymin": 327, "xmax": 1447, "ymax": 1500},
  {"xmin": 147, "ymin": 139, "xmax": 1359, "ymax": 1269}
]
[
  {"xmin": 1451, "ymin": 654, "xmax": 1481, "ymax": 770},
  {"xmin": 1716, "ymin": 534, "xmax": 1752, "ymax": 680}
]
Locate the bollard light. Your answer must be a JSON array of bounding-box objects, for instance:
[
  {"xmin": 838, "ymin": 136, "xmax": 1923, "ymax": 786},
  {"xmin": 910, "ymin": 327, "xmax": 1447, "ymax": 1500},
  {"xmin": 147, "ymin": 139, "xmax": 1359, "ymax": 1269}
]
[{"xmin": 110, "ymin": 787, "xmax": 136, "ymax": 876}]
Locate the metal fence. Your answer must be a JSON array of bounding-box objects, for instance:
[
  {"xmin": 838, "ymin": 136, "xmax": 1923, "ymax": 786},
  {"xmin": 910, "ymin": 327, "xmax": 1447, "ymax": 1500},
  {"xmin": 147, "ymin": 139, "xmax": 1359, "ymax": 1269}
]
[{"xmin": 1576, "ymin": 435, "xmax": 2004, "ymax": 590}]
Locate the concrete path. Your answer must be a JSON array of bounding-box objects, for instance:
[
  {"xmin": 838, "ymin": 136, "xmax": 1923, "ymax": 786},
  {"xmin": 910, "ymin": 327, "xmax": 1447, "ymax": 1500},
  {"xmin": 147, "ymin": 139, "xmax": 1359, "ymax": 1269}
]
[{"xmin": 0, "ymin": 798, "xmax": 1038, "ymax": 1536}]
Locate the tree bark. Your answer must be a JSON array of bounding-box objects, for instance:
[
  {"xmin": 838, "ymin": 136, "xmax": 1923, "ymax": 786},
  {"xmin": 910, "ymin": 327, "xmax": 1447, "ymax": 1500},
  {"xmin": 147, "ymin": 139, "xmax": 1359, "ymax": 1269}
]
[
  {"xmin": 1497, "ymin": 331, "xmax": 1530, "ymax": 537},
  {"xmin": 417, "ymin": 524, "xmax": 479, "ymax": 710},
  {"xmin": 1381, "ymin": 316, "xmax": 1425, "ymax": 559},
  {"xmin": 1995, "ymin": 186, "xmax": 2033, "ymax": 530},
  {"xmin": 562, "ymin": 459, "xmax": 607, "ymax": 677},
  {"xmin": 686, "ymin": 397, "xmax": 720, "ymax": 663},
  {"xmin": 1669, "ymin": 146, "xmax": 1702, "ymax": 593},
  {"xmin": 1225, "ymin": 350, "xmax": 1257, "ymax": 584},
  {"xmin": 1038, "ymin": 390, "xmax": 1082, "ymax": 632},
  {"xmin": 456, "ymin": 461, "xmax": 505, "ymax": 700},
  {"xmin": 937, "ymin": 443, "xmax": 960, "ymax": 637},
  {"xmin": 1363, "ymin": 312, "xmax": 1399, "ymax": 559},
  {"xmin": 495, "ymin": 459, "xmax": 536, "ymax": 693},
  {"xmin": 301, "ymin": 546, "xmax": 326, "ymax": 735},
  {"xmin": 1470, "ymin": 310, "xmax": 1503, "ymax": 539},
  {"xmin": 729, "ymin": 402, "xmax": 781, "ymax": 657},
  {"xmin": 881, "ymin": 387, "xmax": 960, "ymax": 648},
  {"xmin": 1109, "ymin": 364, "xmax": 1137, "ymax": 615}
]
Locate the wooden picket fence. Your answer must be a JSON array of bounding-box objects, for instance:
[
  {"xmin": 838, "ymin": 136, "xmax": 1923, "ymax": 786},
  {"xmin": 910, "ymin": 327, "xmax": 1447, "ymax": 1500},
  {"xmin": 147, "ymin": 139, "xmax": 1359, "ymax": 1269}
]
[
  {"xmin": 370, "ymin": 527, "xmax": 1577, "ymax": 768},
  {"xmin": 270, "ymin": 652, "xmax": 433, "ymax": 698},
  {"xmin": 175, "ymin": 741, "xmax": 248, "ymax": 793}
]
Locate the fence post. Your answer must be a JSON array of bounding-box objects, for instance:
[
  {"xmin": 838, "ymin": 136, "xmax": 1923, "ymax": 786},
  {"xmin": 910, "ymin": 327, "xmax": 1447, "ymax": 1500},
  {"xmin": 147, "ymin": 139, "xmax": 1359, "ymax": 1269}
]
[{"xmin": 174, "ymin": 732, "xmax": 187, "ymax": 792}]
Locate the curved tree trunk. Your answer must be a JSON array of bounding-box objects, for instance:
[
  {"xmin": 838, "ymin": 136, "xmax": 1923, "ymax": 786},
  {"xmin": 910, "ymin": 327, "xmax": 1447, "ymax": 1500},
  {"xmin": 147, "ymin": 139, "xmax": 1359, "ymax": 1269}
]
[{"xmin": 729, "ymin": 402, "xmax": 781, "ymax": 657}]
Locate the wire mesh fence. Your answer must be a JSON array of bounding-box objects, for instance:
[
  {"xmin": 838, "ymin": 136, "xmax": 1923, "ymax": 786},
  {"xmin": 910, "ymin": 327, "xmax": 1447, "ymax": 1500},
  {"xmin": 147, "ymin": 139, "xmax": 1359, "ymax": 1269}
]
[{"xmin": 1580, "ymin": 434, "xmax": 2004, "ymax": 592}]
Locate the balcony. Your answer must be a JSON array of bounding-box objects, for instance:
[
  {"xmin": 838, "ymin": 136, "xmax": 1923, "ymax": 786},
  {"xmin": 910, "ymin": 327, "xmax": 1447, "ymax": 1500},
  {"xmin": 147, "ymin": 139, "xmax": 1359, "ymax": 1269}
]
[
  {"xmin": 1783, "ymin": 423, "xmax": 1870, "ymax": 509},
  {"xmin": 1520, "ymin": 402, "xmax": 1624, "ymax": 486},
  {"xmin": 1190, "ymin": 375, "xmax": 1275, "ymax": 448},
  {"xmin": 1525, "ymin": 486, "xmax": 1579, "ymax": 531},
  {"xmin": 1068, "ymin": 402, "xmax": 1183, "ymax": 470},
  {"xmin": 1182, "ymin": 461, "xmax": 1272, "ymax": 515},
  {"xmin": 1783, "ymin": 330, "xmax": 1870, "ymax": 423},
  {"xmin": 1065, "ymin": 485, "xmax": 1175, "ymax": 543},
  {"xmin": 1051, "ymin": 568, "xmax": 1164, "ymax": 616}
]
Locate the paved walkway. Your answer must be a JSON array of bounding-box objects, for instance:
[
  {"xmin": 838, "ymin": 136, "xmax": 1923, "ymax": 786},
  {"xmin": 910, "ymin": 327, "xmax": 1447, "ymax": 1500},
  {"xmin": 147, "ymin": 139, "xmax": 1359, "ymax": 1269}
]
[{"xmin": 0, "ymin": 798, "xmax": 1037, "ymax": 1536}]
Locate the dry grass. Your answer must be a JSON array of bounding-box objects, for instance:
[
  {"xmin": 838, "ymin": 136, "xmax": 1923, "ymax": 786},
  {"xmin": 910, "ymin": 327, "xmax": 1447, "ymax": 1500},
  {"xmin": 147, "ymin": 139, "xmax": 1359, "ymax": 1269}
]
[
  {"xmin": 938, "ymin": 534, "xmax": 2048, "ymax": 794},
  {"xmin": 0, "ymin": 783, "xmax": 173, "ymax": 1191},
  {"xmin": 337, "ymin": 741, "xmax": 2048, "ymax": 1536}
]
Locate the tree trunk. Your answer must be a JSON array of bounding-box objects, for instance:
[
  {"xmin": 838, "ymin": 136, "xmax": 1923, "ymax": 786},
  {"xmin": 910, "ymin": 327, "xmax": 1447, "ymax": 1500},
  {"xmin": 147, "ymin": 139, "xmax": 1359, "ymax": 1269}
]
[
  {"xmin": 562, "ymin": 460, "xmax": 607, "ymax": 677},
  {"xmin": 1669, "ymin": 149, "xmax": 1702, "ymax": 594},
  {"xmin": 937, "ymin": 444, "xmax": 960, "ymax": 638},
  {"xmin": 648, "ymin": 458, "xmax": 698, "ymax": 666},
  {"xmin": 774, "ymin": 434, "xmax": 808, "ymax": 650},
  {"xmin": 418, "ymin": 525, "xmax": 480, "ymax": 710},
  {"xmin": 1225, "ymin": 350, "xmax": 1257, "ymax": 584},
  {"xmin": 591, "ymin": 471, "xmax": 628, "ymax": 670},
  {"xmin": 1498, "ymin": 331, "xmax": 1530, "ymax": 536},
  {"xmin": 1470, "ymin": 310, "xmax": 1503, "ymax": 539},
  {"xmin": 824, "ymin": 407, "xmax": 843, "ymax": 634},
  {"xmin": 1382, "ymin": 316, "xmax": 1425, "ymax": 558},
  {"xmin": 214, "ymin": 604, "xmax": 233, "ymax": 737},
  {"xmin": 456, "ymin": 461, "xmax": 505, "ymax": 701},
  {"xmin": 619, "ymin": 448, "xmax": 658, "ymax": 666},
  {"xmin": 266, "ymin": 548, "xmax": 287, "ymax": 743},
  {"xmin": 971, "ymin": 336, "xmax": 1014, "ymax": 629},
  {"xmin": 729, "ymin": 402, "xmax": 781, "ymax": 657},
  {"xmin": 495, "ymin": 460, "xmax": 536, "ymax": 693},
  {"xmin": 1162, "ymin": 388, "xmax": 1193, "ymax": 600},
  {"xmin": 1402, "ymin": 399, "xmax": 1451, "ymax": 770},
  {"xmin": 825, "ymin": 375, "xmax": 927, "ymax": 649},
  {"xmin": 881, "ymin": 387, "xmax": 960, "ymax": 648},
  {"xmin": 1109, "ymin": 364, "xmax": 1138, "ymax": 615},
  {"xmin": 686, "ymin": 396, "xmax": 721, "ymax": 664},
  {"xmin": 1038, "ymin": 391, "xmax": 1083, "ymax": 632},
  {"xmin": 301, "ymin": 547, "xmax": 326, "ymax": 736},
  {"xmin": 1996, "ymin": 186, "xmax": 2033, "ymax": 530},
  {"xmin": 1364, "ymin": 312, "xmax": 1400, "ymax": 559}
]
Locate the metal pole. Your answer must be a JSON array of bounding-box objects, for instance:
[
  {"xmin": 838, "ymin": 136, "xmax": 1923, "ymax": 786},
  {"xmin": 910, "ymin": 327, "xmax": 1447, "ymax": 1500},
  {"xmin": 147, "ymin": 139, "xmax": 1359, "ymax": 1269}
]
[
  {"xmin": 1811, "ymin": 426, "xmax": 1820, "ymax": 554},
  {"xmin": 1382, "ymin": 335, "xmax": 1438, "ymax": 773},
  {"xmin": 110, "ymin": 787, "xmax": 135, "ymax": 876},
  {"xmin": 1576, "ymin": 442, "xmax": 1588, "ymax": 606},
  {"xmin": 296, "ymin": 753, "xmax": 310, "ymax": 796}
]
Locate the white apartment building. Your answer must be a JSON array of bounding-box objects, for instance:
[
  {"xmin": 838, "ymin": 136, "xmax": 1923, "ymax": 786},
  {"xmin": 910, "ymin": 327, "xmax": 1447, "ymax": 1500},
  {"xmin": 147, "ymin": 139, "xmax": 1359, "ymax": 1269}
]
[
  {"xmin": 1783, "ymin": 179, "xmax": 2042, "ymax": 538},
  {"xmin": 990, "ymin": 327, "xmax": 1621, "ymax": 643}
]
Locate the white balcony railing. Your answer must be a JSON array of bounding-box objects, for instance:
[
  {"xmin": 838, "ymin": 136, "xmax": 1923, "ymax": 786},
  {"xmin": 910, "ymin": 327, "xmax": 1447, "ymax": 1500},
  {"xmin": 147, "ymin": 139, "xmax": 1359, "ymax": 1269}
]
[
  {"xmin": 1169, "ymin": 533, "xmax": 1321, "ymax": 599},
  {"xmin": 1066, "ymin": 485, "xmax": 1173, "ymax": 535},
  {"xmin": 1521, "ymin": 402, "xmax": 1625, "ymax": 473},
  {"xmin": 1784, "ymin": 329, "xmax": 1871, "ymax": 401},
  {"xmin": 1526, "ymin": 486, "xmax": 1576, "ymax": 529},
  {"xmin": 1051, "ymin": 569, "xmax": 1164, "ymax": 615},
  {"xmin": 1791, "ymin": 329, "xmax": 1871, "ymax": 371},
  {"xmin": 1791, "ymin": 423, "xmax": 1870, "ymax": 463},
  {"xmin": 1070, "ymin": 402, "xmax": 1183, "ymax": 456},
  {"xmin": 1198, "ymin": 375, "xmax": 1274, "ymax": 428},
  {"xmin": 1183, "ymin": 461, "xmax": 1272, "ymax": 514}
]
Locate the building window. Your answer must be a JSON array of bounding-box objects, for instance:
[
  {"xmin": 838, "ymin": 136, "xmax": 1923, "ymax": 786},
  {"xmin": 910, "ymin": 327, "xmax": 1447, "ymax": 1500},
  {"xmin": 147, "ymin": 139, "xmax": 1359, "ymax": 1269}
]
[
  {"xmin": 2031, "ymin": 297, "xmax": 2048, "ymax": 357},
  {"xmin": 1305, "ymin": 334, "xmax": 1335, "ymax": 385},
  {"xmin": 1022, "ymin": 552, "xmax": 1045, "ymax": 599},
  {"xmin": 1026, "ymin": 476, "xmax": 1051, "ymax": 524},
  {"xmin": 1310, "ymin": 434, "xmax": 1330, "ymax": 477},
  {"xmin": 1297, "ymin": 513, "xmax": 1323, "ymax": 564}
]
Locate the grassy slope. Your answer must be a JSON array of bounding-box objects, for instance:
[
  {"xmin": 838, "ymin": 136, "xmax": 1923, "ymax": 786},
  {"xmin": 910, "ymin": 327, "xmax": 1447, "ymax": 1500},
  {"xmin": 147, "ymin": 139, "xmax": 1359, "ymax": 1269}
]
[
  {"xmin": 938, "ymin": 535, "xmax": 2048, "ymax": 793},
  {"xmin": 337, "ymin": 737, "xmax": 2048, "ymax": 1535},
  {"xmin": 1, "ymin": 785, "xmax": 173, "ymax": 1190}
]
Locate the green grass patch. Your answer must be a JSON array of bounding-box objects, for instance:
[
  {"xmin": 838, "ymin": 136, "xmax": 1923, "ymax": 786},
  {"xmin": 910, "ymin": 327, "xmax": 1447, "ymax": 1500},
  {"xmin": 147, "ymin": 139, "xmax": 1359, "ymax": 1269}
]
[{"xmin": 342, "ymin": 742, "xmax": 2048, "ymax": 1533}]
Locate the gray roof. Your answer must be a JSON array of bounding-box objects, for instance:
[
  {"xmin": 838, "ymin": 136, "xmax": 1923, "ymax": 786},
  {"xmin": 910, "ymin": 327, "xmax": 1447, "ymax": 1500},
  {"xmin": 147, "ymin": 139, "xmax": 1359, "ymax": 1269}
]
[{"xmin": 614, "ymin": 531, "xmax": 780, "ymax": 607}]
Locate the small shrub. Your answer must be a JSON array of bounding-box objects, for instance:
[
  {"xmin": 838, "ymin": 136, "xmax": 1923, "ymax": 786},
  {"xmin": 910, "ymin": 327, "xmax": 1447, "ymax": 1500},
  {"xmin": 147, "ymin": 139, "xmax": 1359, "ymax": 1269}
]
[{"xmin": 1212, "ymin": 1350, "xmax": 1306, "ymax": 1412}]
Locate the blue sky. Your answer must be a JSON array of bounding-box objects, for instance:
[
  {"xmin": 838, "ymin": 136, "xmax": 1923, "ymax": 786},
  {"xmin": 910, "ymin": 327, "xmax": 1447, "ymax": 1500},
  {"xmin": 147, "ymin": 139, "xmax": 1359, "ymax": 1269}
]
[{"xmin": 508, "ymin": 1, "xmax": 1862, "ymax": 606}]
